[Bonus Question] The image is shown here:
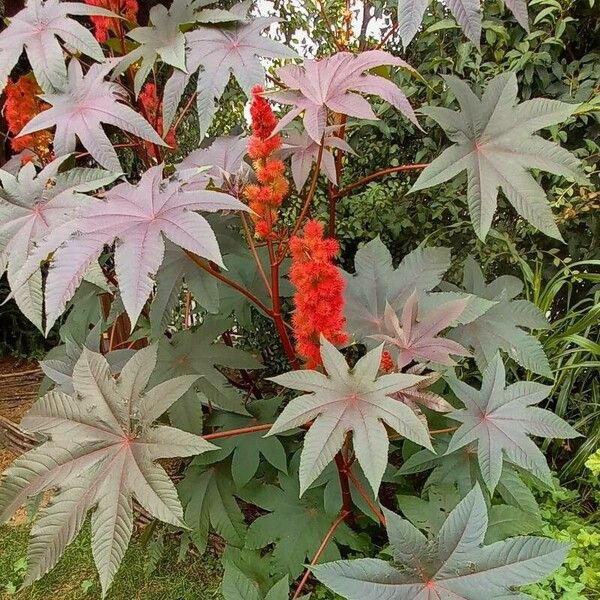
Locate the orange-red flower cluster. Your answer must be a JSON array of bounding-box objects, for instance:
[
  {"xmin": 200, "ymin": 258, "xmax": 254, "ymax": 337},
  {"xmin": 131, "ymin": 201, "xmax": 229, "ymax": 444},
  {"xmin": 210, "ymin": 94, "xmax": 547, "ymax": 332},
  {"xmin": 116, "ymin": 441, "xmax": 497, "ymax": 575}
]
[
  {"xmin": 3, "ymin": 75, "xmax": 52, "ymax": 162},
  {"xmin": 138, "ymin": 83, "xmax": 176, "ymax": 159},
  {"xmin": 245, "ymin": 86, "xmax": 288, "ymax": 238},
  {"xmin": 85, "ymin": 0, "xmax": 138, "ymax": 43},
  {"xmin": 290, "ymin": 220, "xmax": 349, "ymax": 368}
]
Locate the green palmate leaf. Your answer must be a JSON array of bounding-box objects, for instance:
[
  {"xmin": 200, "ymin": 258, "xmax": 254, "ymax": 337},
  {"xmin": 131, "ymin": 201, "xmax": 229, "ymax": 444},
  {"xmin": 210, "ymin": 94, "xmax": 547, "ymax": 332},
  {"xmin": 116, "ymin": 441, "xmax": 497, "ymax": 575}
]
[
  {"xmin": 442, "ymin": 256, "xmax": 553, "ymax": 376},
  {"xmin": 447, "ymin": 353, "xmax": 580, "ymax": 491},
  {"xmin": 397, "ymin": 481, "xmax": 540, "ymax": 544},
  {"xmin": 221, "ymin": 547, "xmax": 289, "ymax": 600},
  {"xmin": 152, "ymin": 319, "xmax": 262, "ymax": 425},
  {"xmin": 0, "ymin": 345, "xmax": 216, "ymax": 597},
  {"xmin": 179, "ymin": 460, "xmax": 247, "ymax": 553},
  {"xmin": 267, "ymin": 336, "xmax": 433, "ymax": 495},
  {"xmin": 314, "ymin": 485, "xmax": 571, "ymax": 600},
  {"xmin": 397, "ymin": 0, "xmax": 529, "ymax": 47},
  {"xmin": 207, "ymin": 398, "xmax": 287, "ymax": 488},
  {"xmin": 150, "ymin": 241, "xmax": 220, "ymax": 338},
  {"xmin": 240, "ymin": 460, "xmax": 366, "ymax": 579},
  {"xmin": 411, "ymin": 73, "xmax": 585, "ymax": 241}
]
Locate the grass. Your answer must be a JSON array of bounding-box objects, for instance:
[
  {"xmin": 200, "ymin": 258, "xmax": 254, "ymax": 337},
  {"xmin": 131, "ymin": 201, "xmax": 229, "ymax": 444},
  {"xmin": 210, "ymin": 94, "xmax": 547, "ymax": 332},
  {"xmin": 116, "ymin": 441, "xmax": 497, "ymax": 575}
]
[{"xmin": 0, "ymin": 522, "xmax": 222, "ymax": 600}]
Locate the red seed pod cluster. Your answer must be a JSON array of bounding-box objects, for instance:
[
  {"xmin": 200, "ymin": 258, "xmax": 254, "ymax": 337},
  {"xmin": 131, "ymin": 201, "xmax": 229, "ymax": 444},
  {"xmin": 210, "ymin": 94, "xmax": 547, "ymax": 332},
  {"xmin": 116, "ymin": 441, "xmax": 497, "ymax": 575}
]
[
  {"xmin": 138, "ymin": 83, "xmax": 176, "ymax": 159},
  {"xmin": 84, "ymin": 0, "xmax": 138, "ymax": 43},
  {"xmin": 245, "ymin": 86, "xmax": 288, "ymax": 238},
  {"xmin": 290, "ymin": 220, "xmax": 349, "ymax": 368},
  {"xmin": 380, "ymin": 350, "xmax": 395, "ymax": 373},
  {"xmin": 4, "ymin": 75, "xmax": 53, "ymax": 162}
]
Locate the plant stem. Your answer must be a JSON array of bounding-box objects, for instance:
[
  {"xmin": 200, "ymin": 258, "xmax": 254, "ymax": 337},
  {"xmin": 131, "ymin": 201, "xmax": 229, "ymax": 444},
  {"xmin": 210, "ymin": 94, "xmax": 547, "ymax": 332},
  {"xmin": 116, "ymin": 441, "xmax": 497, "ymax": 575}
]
[
  {"xmin": 269, "ymin": 241, "xmax": 300, "ymax": 369},
  {"xmin": 346, "ymin": 468, "xmax": 387, "ymax": 527},
  {"xmin": 332, "ymin": 163, "xmax": 429, "ymax": 199},
  {"xmin": 291, "ymin": 510, "xmax": 351, "ymax": 599},
  {"xmin": 203, "ymin": 423, "xmax": 273, "ymax": 441},
  {"xmin": 173, "ymin": 91, "xmax": 198, "ymax": 132},
  {"xmin": 334, "ymin": 453, "xmax": 354, "ymax": 524},
  {"xmin": 241, "ymin": 212, "xmax": 272, "ymax": 296},
  {"xmin": 431, "ymin": 426, "xmax": 458, "ymax": 435},
  {"xmin": 184, "ymin": 250, "xmax": 274, "ymax": 317},
  {"xmin": 278, "ymin": 137, "xmax": 326, "ymax": 262}
]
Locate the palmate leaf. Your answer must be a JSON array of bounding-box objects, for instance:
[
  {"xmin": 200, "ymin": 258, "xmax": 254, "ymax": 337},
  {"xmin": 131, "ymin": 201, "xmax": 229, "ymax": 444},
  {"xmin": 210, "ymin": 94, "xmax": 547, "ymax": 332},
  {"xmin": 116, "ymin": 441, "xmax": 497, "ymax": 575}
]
[
  {"xmin": 207, "ymin": 398, "xmax": 287, "ymax": 488},
  {"xmin": 342, "ymin": 236, "xmax": 466, "ymax": 344},
  {"xmin": 397, "ymin": 0, "xmax": 529, "ymax": 47},
  {"xmin": 0, "ymin": 345, "xmax": 216, "ymax": 597},
  {"xmin": 278, "ymin": 128, "xmax": 355, "ymax": 191},
  {"xmin": 18, "ymin": 164, "xmax": 246, "ymax": 333},
  {"xmin": 372, "ymin": 291, "xmax": 470, "ymax": 369},
  {"xmin": 411, "ymin": 73, "xmax": 585, "ymax": 241},
  {"xmin": 240, "ymin": 457, "xmax": 366, "ymax": 579},
  {"xmin": 0, "ymin": 155, "xmax": 119, "ymax": 330},
  {"xmin": 267, "ymin": 336, "xmax": 433, "ymax": 495},
  {"xmin": 162, "ymin": 4, "xmax": 297, "ymax": 137},
  {"xmin": 442, "ymin": 256, "xmax": 552, "ymax": 376},
  {"xmin": 314, "ymin": 484, "xmax": 570, "ymax": 600},
  {"xmin": 114, "ymin": 0, "xmax": 243, "ymax": 96},
  {"xmin": 179, "ymin": 459, "xmax": 247, "ymax": 553},
  {"xmin": 18, "ymin": 60, "xmax": 166, "ymax": 172},
  {"xmin": 446, "ymin": 353, "xmax": 580, "ymax": 491},
  {"xmin": 176, "ymin": 135, "xmax": 251, "ymax": 192},
  {"xmin": 221, "ymin": 547, "xmax": 291, "ymax": 600},
  {"xmin": 152, "ymin": 319, "xmax": 261, "ymax": 421},
  {"xmin": 270, "ymin": 50, "xmax": 418, "ymax": 144},
  {"xmin": 0, "ymin": 0, "xmax": 114, "ymax": 94}
]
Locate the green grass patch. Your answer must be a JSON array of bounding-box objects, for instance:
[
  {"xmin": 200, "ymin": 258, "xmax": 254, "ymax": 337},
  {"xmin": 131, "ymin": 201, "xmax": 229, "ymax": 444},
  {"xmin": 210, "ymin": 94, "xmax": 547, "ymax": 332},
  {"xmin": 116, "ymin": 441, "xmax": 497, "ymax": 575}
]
[{"xmin": 0, "ymin": 523, "xmax": 222, "ymax": 600}]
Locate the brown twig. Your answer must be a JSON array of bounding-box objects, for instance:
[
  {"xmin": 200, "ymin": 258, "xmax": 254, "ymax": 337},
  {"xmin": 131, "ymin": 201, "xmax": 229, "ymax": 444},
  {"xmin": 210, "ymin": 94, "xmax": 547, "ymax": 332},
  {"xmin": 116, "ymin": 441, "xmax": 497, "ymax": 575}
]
[
  {"xmin": 332, "ymin": 163, "xmax": 429, "ymax": 199},
  {"xmin": 278, "ymin": 137, "xmax": 326, "ymax": 262},
  {"xmin": 292, "ymin": 510, "xmax": 351, "ymax": 599},
  {"xmin": 173, "ymin": 91, "xmax": 198, "ymax": 132},
  {"xmin": 203, "ymin": 423, "xmax": 273, "ymax": 441},
  {"xmin": 241, "ymin": 212, "xmax": 272, "ymax": 296},
  {"xmin": 430, "ymin": 426, "xmax": 458, "ymax": 435}
]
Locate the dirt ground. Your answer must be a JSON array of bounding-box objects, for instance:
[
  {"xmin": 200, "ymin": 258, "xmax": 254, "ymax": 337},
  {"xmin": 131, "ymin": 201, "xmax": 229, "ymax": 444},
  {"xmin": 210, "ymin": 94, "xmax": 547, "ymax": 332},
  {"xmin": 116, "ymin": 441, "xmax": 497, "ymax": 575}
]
[{"xmin": 0, "ymin": 356, "xmax": 42, "ymax": 478}]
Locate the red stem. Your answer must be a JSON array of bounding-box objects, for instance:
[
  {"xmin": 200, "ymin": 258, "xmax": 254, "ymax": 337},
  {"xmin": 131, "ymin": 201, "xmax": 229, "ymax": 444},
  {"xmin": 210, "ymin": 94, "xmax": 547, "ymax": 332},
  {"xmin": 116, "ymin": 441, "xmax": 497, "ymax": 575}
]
[
  {"xmin": 184, "ymin": 251, "xmax": 274, "ymax": 318},
  {"xmin": 292, "ymin": 510, "xmax": 351, "ymax": 599},
  {"xmin": 334, "ymin": 453, "xmax": 354, "ymax": 524},
  {"xmin": 346, "ymin": 468, "xmax": 387, "ymax": 527}
]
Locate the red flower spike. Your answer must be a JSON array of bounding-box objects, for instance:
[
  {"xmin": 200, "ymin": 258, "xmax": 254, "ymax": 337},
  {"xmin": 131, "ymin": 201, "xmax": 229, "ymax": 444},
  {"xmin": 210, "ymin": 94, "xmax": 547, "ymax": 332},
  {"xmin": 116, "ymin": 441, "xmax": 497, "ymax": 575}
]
[
  {"xmin": 138, "ymin": 82, "xmax": 176, "ymax": 158},
  {"xmin": 4, "ymin": 75, "xmax": 53, "ymax": 161},
  {"xmin": 244, "ymin": 86, "xmax": 287, "ymax": 237},
  {"xmin": 290, "ymin": 220, "xmax": 349, "ymax": 368},
  {"xmin": 85, "ymin": 0, "xmax": 138, "ymax": 43}
]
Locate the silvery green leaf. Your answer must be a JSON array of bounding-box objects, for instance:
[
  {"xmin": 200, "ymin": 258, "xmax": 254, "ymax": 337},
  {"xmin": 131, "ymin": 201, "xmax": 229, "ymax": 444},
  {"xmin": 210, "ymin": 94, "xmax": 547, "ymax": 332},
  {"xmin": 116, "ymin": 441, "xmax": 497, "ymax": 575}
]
[
  {"xmin": 314, "ymin": 484, "xmax": 570, "ymax": 599},
  {"xmin": 268, "ymin": 336, "xmax": 432, "ymax": 495},
  {"xmin": 411, "ymin": 73, "xmax": 585, "ymax": 240},
  {"xmin": 0, "ymin": 347, "xmax": 216, "ymax": 597},
  {"xmin": 447, "ymin": 353, "xmax": 580, "ymax": 491}
]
